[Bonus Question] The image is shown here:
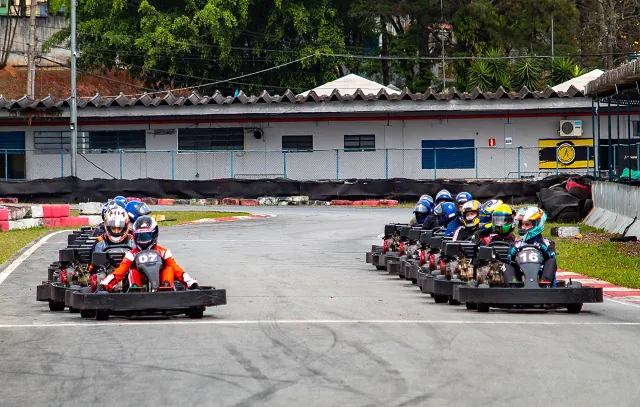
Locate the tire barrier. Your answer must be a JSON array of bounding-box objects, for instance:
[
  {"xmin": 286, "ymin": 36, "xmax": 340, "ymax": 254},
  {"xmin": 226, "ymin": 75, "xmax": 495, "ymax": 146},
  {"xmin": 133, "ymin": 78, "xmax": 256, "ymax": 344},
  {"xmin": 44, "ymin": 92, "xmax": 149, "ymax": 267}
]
[{"xmin": 538, "ymin": 176, "xmax": 594, "ymax": 222}]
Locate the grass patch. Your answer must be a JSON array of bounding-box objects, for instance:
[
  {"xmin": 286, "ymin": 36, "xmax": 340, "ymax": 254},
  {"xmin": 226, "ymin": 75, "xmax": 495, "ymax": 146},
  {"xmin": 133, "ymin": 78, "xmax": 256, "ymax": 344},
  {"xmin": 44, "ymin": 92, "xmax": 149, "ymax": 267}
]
[
  {"xmin": 0, "ymin": 228, "xmax": 56, "ymax": 265},
  {"xmin": 548, "ymin": 222, "xmax": 640, "ymax": 289},
  {"xmin": 155, "ymin": 211, "xmax": 249, "ymax": 226}
]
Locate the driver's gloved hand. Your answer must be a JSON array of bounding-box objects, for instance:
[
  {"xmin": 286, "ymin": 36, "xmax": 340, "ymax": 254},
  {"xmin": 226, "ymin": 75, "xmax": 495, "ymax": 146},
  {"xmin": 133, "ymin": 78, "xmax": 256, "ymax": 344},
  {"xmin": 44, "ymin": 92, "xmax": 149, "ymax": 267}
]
[
  {"xmin": 96, "ymin": 285, "xmax": 108, "ymax": 294},
  {"xmin": 189, "ymin": 283, "xmax": 200, "ymax": 290}
]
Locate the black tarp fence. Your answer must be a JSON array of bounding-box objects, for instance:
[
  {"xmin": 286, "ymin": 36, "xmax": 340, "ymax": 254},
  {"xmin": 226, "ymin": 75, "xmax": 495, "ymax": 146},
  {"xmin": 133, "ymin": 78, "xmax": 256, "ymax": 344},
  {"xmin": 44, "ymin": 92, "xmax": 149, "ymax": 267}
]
[{"xmin": 0, "ymin": 175, "xmax": 589, "ymax": 204}]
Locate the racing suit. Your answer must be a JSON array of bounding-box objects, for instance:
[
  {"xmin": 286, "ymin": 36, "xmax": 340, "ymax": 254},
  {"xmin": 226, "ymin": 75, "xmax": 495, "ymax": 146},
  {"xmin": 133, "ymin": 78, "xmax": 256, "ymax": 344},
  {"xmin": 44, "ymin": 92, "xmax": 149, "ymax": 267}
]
[
  {"xmin": 91, "ymin": 223, "xmax": 106, "ymax": 237},
  {"xmin": 445, "ymin": 217, "xmax": 463, "ymax": 237},
  {"xmin": 100, "ymin": 244, "xmax": 197, "ymax": 291},
  {"xmin": 504, "ymin": 235, "xmax": 557, "ymax": 286},
  {"xmin": 420, "ymin": 214, "xmax": 440, "ymax": 231},
  {"xmin": 452, "ymin": 225, "xmax": 479, "ymax": 242},
  {"xmin": 408, "ymin": 216, "xmax": 425, "ymax": 227}
]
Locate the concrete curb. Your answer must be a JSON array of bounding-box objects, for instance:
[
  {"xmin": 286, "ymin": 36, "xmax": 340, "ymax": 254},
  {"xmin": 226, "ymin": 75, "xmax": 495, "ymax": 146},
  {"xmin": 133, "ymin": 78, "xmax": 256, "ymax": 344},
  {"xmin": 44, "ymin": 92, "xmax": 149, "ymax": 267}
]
[
  {"xmin": 179, "ymin": 214, "xmax": 276, "ymax": 225},
  {"xmin": 125, "ymin": 196, "xmax": 399, "ymax": 207},
  {"xmin": 557, "ymin": 270, "xmax": 640, "ymax": 299}
]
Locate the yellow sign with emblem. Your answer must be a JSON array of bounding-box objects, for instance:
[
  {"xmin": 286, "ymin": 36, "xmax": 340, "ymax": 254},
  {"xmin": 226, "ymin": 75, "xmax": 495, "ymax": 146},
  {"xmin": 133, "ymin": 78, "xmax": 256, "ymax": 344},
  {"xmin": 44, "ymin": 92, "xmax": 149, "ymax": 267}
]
[{"xmin": 538, "ymin": 139, "xmax": 595, "ymax": 169}]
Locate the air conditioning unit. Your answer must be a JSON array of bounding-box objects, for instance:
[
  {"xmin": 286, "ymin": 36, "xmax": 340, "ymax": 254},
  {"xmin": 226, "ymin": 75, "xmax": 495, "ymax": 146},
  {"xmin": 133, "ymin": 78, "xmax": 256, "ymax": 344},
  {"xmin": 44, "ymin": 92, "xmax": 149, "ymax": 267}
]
[{"xmin": 559, "ymin": 120, "xmax": 583, "ymax": 137}]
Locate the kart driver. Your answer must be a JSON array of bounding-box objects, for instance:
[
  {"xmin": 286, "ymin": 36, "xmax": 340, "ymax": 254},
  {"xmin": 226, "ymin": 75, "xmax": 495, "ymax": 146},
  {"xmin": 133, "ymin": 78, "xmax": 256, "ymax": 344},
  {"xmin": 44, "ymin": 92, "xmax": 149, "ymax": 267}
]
[
  {"xmin": 472, "ymin": 203, "xmax": 517, "ymax": 246},
  {"xmin": 504, "ymin": 206, "xmax": 557, "ymax": 286},
  {"xmin": 93, "ymin": 206, "xmax": 136, "ymax": 253},
  {"xmin": 409, "ymin": 203, "xmax": 430, "ymax": 226},
  {"xmin": 433, "ymin": 202, "xmax": 458, "ymax": 237},
  {"xmin": 452, "ymin": 200, "xmax": 481, "ymax": 241},
  {"xmin": 98, "ymin": 216, "xmax": 199, "ymax": 292}
]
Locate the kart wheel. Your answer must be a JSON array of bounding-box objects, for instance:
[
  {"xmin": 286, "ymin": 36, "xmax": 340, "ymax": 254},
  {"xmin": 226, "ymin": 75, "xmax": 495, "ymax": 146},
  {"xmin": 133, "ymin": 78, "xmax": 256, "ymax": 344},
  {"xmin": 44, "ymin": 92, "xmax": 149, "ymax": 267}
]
[
  {"xmin": 566, "ymin": 303, "xmax": 583, "ymax": 314},
  {"xmin": 477, "ymin": 303, "xmax": 490, "ymax": 313},
  {"xmin": 80, "ymin": 310, "xmax": 95, "ymax": 319},
  {"xmin": 430, "ymin": 293, "xmax": 434, "ymax": 297},
  {"xmin": 434, "ymin": 295, "xmax": 448, "ymax": 304},
  {"xmin": 188, "ymin": 307, "xmax": 204, "ymax": 319},
  {"xmin": 375, "ymin": 265, "xmax": 385, "ymax": 271},
  {"xmin": 448, "ymin": 298, "xmax": 461, "ymax": 306},
  {"xmin": 69, "ymin": 307, "xmax": 80, "ymax": 314},
  {"xmin": 95, "ymin": 310, "xmax": 110, "ymax": 321},
  {"xmin": 466, "ymin": 302, "xmax": 477, "ymax": 310},
  {"xmin": 411, "ymin": 279, "xmax": 417, "ymax": 285},
  {"xmin": 48, "ymin": 300, "xmax": 65, "ymax": 312}
]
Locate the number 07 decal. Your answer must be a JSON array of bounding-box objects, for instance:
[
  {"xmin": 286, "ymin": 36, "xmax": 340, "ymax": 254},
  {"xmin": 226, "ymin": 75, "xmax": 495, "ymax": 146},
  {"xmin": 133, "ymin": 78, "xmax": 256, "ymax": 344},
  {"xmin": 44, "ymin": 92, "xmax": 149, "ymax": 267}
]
[{"xmin": 139, "ymin": 253, "xmax": 159, "ymax": 263}]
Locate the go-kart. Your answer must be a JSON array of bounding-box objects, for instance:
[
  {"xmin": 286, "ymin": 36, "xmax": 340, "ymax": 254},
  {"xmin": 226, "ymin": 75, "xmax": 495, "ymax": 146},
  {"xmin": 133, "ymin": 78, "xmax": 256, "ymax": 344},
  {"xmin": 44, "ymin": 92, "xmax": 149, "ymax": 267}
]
[
  {"xmin": 454, "ymin": 244, "xmax": 603, "ymax": 313},
  {"xmin": 398, "ymin": 227, "xmax": 423, "ymax": 280},
  {"xmin": 366, "ymin": 223, "xmax": 407, "ymax": 271},
  {"xmin": 419, "ymin": 235, "xmax": 452, "ymax": 296},
  {"xmin": 431, "ymin": 241, "xmax": 477, "ymax": 305},
  {"xmin": 66, "ymin": 250, "xmax": 226, "ymax": 321}
]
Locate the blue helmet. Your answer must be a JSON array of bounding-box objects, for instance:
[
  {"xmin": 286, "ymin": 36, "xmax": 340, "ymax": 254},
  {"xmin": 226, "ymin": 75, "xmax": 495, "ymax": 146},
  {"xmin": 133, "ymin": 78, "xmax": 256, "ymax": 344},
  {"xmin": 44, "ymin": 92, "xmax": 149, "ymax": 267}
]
[
  {"xmin": 516, "ymin": 206, "xmax": 547, "ymax": 242},
  {"xmin": 455, "ymin": 192, "xmax": 472, "ymax": 211},
  {"xmin": 413, "ymin": 203, "xmax": 429, "ymax": 224},
  {"xmin": 419, "ymin": 194, "xmax": 434, "ymax": 206},
  {"xmin": 417, "ymin": 199, "xmax": 433, "ymax": 213},
  {"xmin": 125, "ymin": 201, "xmax": 152, "ymax": 222},
  {"xmin": 101, "ymin": 202, "xmax": 112, "ymax": 220},
  {"xmin": 435, "ymin": 189, "xmax": 453, "ymax": 204},
  {"xmin": 113, "ymin": 196, "xmax": 127, "ymax": 208},
  {"xmin": 434, "ymin": 202, "xmax": 457, "ymax": 226}
]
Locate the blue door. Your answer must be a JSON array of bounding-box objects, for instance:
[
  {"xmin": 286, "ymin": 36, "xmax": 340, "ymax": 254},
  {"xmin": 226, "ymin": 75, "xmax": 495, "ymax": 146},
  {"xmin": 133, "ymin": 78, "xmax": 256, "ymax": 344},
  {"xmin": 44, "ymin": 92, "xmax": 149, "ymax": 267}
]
[
  {"xmin": 0, "ymin": 132, "xmax": 26, "ymax": 180},
  {"xmin": 421, "ymin": 139, "xmax": 475, "ymax": 169}
]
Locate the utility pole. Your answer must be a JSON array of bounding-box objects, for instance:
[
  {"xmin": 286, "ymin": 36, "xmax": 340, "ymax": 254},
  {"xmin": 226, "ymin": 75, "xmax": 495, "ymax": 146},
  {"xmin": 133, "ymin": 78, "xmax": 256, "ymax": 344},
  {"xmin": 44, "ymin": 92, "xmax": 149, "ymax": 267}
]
[
  {"xmin": 440, "ymin": 0, "xmax": 445, "ymax": 91},
  {"xmin": 70, "ymin": 0, "xmax": 77, "ymax": 176},
  {"xmin": 25, "ymin": 0, "xmax": 37, "ymax": 97}
]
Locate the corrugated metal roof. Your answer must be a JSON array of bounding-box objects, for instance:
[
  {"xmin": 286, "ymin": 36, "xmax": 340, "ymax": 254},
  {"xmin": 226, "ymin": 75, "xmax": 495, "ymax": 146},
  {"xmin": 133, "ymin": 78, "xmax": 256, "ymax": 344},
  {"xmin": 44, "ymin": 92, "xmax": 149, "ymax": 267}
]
[
  {"xmin": 585, "ymin": 59, "xmax": 640, "ymax": 97},
  {"xmin": 0, "ymin": 85, "xmax": 586, "ymax": 110}
]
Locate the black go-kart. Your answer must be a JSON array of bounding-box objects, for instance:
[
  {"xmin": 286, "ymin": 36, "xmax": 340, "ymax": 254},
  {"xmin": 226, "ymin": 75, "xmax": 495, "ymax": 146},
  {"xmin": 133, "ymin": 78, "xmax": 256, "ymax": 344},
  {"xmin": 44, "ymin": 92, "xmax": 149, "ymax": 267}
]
[
  {"xmin": 365, "ymin": 223, "xmax": 407, "ymax": 271},
  {"xmin": 431, "ymin": 241, "xmax": 477, "ymax": 306},
  {"xmin": 419, "ymin": 235, "xmax": 453, "ymax": 297},
  {"xmin": 398, "ymin": 227, "xmax": 423, "ymax": 282},
  {"xmin": 454, "ymin": 244, "xmax": 603, "ymax": 313},
  {"xmin": 66, "ymin": 250, "xmax": 227, "ymax": 321}
]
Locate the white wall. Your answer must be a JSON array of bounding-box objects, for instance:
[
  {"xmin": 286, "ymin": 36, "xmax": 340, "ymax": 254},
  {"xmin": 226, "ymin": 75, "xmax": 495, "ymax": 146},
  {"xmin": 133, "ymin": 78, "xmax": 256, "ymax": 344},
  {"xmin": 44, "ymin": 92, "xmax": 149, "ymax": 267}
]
[{"xmin": 14, "ymin": 113, "xmax": 621, "ymax": 180}]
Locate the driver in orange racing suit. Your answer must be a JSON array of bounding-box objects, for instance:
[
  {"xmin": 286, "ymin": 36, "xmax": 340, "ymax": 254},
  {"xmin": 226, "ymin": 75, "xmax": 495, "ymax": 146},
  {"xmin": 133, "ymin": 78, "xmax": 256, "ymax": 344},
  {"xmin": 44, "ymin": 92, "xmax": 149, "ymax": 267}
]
[{"xmin": 97, "ymin": 216, "xmax": 199, "ymax": 291}]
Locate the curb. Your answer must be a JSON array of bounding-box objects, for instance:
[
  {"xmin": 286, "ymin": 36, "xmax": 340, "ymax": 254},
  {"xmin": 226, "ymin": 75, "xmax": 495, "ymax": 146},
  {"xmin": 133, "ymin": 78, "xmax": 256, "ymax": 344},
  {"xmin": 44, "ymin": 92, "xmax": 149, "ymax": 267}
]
[
  {"xmin": 179, "ymin": 213, "xmax": 276, "ymax": 225},
  {"xmin": 125, "ymin": 196, "xmax": 399, "ymax": 207},
  {"xmin": 557, "ymin": 270, "xmax": 640, "ymax": 299}
]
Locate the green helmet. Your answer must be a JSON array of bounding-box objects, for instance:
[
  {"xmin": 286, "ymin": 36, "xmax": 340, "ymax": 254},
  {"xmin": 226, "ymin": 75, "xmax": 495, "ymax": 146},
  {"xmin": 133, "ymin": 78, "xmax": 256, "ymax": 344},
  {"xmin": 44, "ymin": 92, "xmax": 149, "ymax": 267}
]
[{"xmin": 491, "ymin": 204, "xmax": 515, "ymax": 236}]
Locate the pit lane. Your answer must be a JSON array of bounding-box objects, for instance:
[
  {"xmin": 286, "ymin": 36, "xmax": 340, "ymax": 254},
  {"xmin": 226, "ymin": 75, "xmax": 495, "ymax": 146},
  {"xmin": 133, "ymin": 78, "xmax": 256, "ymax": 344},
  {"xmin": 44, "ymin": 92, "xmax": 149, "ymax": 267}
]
[{"xmin": 0, "ymin": 207, "xmax": 639, "ymax": 407}]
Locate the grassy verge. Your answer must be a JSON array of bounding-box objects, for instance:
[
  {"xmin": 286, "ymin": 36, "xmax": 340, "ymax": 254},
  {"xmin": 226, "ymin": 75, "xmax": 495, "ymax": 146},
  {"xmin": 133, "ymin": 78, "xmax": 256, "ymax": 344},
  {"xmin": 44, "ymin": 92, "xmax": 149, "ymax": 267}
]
[
  {"xmin": 0, "ymin": 228, "xmax": 58, "ymax": 265},
  {"xmin": 154, "ymin": 211, "xmax": 249, "ymax": 226},
  {"xmin": 548, "ymin": 222, "xmax": 640, "ymax": 289}
]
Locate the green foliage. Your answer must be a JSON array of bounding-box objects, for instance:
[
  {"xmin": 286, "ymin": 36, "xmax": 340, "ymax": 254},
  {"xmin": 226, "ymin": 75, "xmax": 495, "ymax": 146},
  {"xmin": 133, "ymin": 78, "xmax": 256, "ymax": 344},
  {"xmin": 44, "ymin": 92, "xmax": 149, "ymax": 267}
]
[
  {"xmin": 512, "ymin": 58, "xmax": 543, "ymax": 91},
  {"xmin": 551, "ymin": 57, "xmax": 585, "ymax": 86}
]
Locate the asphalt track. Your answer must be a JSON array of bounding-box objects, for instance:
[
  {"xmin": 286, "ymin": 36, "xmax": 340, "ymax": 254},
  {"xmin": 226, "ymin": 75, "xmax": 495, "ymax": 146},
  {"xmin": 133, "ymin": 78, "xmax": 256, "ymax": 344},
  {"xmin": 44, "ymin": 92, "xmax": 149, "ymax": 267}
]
[{"xmin": 1, "ymin": 207, "xmax": 639, "ymax": 407}]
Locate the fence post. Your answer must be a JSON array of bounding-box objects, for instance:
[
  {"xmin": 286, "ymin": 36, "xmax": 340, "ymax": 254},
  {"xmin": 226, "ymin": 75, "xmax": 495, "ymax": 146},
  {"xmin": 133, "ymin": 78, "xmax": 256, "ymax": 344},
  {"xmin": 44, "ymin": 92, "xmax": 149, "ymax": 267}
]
[
  {"xmin": 517, "ymin": 147, "xmax": 521, "ymax": 179},
  {"xmin": 433, "ymin": 149, "xmax": 437, "ymax": 181},
  {"xmin": 555, "ymin": 146, "xmax": 559, "ymax": 175},
  {"xmin": 119, "ymin": 150, "xmax": 123, "ymax": 180},
  {"xmin": 385, "ymin": 148, "xmax": 389, "ymax": 180},
  {"xmin": 230, "ymin": 151, "xmax": 235, "ymax": 178},
  {"xmin": 4, "ymin": 150, "xmax": 7, "ymax": 181},
  {"xmin": 283, "ymin": 150, "xmax": 287, "ymax": 179},
  {"xmin": 474, "ymin": 147, "xmax": 478, "ymax": 179},
  {"xmin": 637, "ymin": 143, "xmax": 639, "ymax": 174},
  {"xmin": 60, "ymin": 149, "xmax": 64, "ymax": 177},
  {"xmin": 586, "ymin": 146, "xmax": 590, "ymax": 176},
  {"xmin": 335, "ymin": 149, "xmax": 339, "ymax": 180},
  {"xmin": 171, "ymin": 150, "xmax": 175, "ymax": 180}
]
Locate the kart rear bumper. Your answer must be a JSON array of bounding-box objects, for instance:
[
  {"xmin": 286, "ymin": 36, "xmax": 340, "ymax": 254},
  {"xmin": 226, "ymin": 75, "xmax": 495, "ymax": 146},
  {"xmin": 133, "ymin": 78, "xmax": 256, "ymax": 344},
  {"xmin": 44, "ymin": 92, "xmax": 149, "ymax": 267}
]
[
  {"xmin": 454, "ymin": 286, "xmax": 603, "ymax": 305},
  {"xmin": 433, "ymin": 279, "xmax": 467, "ymax": 298},
  {"xmin": 365, "ymin": 245, "xmax": 382, "ymax": 264},
  {"xmin": 36, "ymin": 282, "xmax": 70, "ymax": 304},
  {"xmin": 66, "ymin": 287, "xmax": 227, "ymax": 312}
]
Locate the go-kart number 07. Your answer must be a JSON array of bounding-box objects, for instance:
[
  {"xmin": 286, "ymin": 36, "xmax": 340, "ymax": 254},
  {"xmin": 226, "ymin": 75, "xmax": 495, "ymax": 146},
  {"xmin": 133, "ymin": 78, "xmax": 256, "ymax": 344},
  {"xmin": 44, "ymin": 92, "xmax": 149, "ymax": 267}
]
[
  {"xmin": 138, "ymin": 253, "xmax": 159, "ymax": 264},
  {"xmin": 517, "ymin": 250, "xmax": 541, "ymax": 264}
]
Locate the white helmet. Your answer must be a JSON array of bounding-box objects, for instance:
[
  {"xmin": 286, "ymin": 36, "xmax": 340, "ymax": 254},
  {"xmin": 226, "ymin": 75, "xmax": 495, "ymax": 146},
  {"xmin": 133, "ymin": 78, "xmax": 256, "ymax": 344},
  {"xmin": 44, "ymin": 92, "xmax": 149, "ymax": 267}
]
[{"xmin": 104, "ymin": 206, "xmax": 130, "ymax": 243}]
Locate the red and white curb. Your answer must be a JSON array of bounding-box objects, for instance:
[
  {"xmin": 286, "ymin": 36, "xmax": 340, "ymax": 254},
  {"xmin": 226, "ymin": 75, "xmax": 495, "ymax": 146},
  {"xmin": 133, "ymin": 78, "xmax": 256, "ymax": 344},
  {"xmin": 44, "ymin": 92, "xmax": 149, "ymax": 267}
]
[
  {"xmin": 557, "ymin": 270, "xmax": 640, "ymax": 301},
  {"xmin": 179, "ymin": 213, "xmax": 276, "ymax": 225}
]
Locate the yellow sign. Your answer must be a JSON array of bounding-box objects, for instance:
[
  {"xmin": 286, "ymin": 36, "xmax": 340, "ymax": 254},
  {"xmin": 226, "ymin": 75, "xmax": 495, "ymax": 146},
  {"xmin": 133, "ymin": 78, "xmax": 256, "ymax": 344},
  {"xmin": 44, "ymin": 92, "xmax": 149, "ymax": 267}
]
[{"xmin": 538, "ymin": 139, "xmax": 594, "ymax": 169}]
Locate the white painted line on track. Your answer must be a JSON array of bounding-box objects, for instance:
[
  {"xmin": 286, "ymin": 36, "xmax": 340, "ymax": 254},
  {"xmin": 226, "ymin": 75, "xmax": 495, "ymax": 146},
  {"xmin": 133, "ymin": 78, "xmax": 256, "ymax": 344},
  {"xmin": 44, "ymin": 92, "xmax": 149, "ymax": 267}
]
[
  {"xmin": 1, "ymin": 319, "xmax": 640, "ymax": 329},
  {"xmin": 0, "ymin": 230, "xmax": 67, "ymax": 287},
  {"xmin": 606, "ymin": 298, "xmax": 640, "ymax": 308}
]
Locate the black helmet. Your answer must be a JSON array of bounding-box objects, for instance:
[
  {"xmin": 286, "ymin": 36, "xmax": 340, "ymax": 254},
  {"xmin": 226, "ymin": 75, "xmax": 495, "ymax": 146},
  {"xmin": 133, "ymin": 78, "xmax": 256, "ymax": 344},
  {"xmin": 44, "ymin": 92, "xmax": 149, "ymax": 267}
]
[{"xmin": 132, "ymin": 215, "xmax": 159, "ymax": 250}]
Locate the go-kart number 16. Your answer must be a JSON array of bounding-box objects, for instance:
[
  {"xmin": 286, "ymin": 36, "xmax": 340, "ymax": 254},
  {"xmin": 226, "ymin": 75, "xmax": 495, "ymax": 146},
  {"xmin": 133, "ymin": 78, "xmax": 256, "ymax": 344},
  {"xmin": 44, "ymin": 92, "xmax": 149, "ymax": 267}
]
[{"xmin": 517, "ymin": 250, "xmax": 540, "ymax": 264}]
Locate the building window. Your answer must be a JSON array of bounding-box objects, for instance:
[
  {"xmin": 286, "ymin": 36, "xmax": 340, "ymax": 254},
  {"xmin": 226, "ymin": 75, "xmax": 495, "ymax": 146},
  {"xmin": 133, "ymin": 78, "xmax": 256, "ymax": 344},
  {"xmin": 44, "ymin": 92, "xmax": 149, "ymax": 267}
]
[
  {"xmin": 34, "ymin": 131, "xmax": 71, "ymax": 154},
  {"xmin": 282, "ymin": 135, "xmax": 313, "ymax": 152},
  {"xmin": 0, "ymin": 132, "xmax": 25, "ymax": 179},
  {"xmin": 88, "ymin": 130, "xmax": 146, "ymax": 151},
  {"xmin": 178, "ymin": 128, "xmax": 245, "ymax": 151},
  {"xmin": 344, "ymin": 134, "xmax": 375, "ymax": 151},
  {"xmin": 421, "ymin": 139, "xmax": 475, "ymax": 169}
]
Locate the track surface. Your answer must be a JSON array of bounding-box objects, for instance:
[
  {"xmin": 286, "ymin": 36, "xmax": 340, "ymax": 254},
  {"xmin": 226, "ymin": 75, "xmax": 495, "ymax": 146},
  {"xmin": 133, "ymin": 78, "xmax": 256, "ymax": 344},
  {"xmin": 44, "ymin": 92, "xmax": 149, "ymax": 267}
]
[{"xmin": 1, "ymin": 207, "xmax": 640, "ymax": 407}]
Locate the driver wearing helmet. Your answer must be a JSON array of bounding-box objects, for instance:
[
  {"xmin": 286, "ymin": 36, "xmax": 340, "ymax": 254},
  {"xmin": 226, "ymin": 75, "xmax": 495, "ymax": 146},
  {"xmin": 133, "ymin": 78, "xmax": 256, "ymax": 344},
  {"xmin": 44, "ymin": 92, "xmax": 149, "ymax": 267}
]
[
  {"xmin": 472, "ymin": 199, "xmax": 505, "ymax": 242},
  {"xmin": 125, "ymin": 201, "xmax": 152, "ymax": 223},
  {"xmin": 409, "ymin": 203, "xmax": 430, "ymax": 226},
  {"xmin": 98, "ymin": 216, "xmax": 199, "ymax": 292},
  {"xmin": 113, "ymin": 196, "xmax": 128, "ymax": 208},
  {"xmin": 433, "ymin": 202, "xmax": 458, "ymax": 237},
  {"xmin": 452, "ymin": 200, "xmax": 481, "ymax": 241},
  {"xmin": 504, "ymin": 206, "xmax": 557, "ymax": 286},
  {"xmin": 472, "ymin": 203, "xmax": 517, "ymax": 245},
  {"xmin": 93, "ymin": 206, "xmax": 135, "ymax": 253},
  {"xmin": 454, "ymin": 192, "xmax": 472, "ymax": 213},
  {"xmin": 434, "ymin": 189, "xmax": 453, "ymax": 205}
]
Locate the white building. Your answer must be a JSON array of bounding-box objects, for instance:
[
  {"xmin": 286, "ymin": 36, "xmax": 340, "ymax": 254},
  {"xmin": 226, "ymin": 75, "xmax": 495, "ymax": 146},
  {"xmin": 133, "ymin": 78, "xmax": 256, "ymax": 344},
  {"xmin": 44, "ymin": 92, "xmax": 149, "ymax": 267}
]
[{"xmin": 0, "ymin": 77, "xmax": 625, "ymax": 181}]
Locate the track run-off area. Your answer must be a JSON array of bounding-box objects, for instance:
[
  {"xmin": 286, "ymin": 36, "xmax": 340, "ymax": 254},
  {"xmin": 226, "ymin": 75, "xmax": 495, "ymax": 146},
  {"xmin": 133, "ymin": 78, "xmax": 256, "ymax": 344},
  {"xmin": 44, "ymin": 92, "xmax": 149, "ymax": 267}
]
[{"xmin": 0, "ymin": 206, "xmax": 639, "ymax": 407}]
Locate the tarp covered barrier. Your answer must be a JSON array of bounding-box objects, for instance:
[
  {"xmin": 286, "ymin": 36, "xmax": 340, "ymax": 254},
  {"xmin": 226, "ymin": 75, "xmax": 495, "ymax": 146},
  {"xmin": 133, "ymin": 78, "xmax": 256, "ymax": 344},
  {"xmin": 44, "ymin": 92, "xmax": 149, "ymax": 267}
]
[
  {"xmin": 0, "ymin": 175, "xmax": 582, "ymax": 204},
  {"xmin": 538, "ymin": 176, "xmax": 594, "ymax": 222}
]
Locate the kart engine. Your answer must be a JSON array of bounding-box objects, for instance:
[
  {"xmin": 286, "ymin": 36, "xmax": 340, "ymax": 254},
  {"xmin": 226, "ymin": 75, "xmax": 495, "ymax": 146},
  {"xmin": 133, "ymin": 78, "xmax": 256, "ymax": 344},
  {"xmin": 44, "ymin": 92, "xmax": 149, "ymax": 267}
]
[
  {"xmin": 70, "ymin": 264, "xmax": 91, "ymax": 286},
  {"xmin": 476, "ymin": 260, "xmax": 505, "ymax": 286}
]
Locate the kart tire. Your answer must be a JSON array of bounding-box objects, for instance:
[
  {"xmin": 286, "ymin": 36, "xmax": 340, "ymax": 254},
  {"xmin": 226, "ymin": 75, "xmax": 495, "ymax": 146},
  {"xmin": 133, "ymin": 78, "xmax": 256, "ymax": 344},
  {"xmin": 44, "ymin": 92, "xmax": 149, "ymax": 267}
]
[
  {"xmin": 430, "ymin": 293, "xmax": 434, "ymax": 297},
  {"xmin": 375, "ymin": 265, "xmax": 385, "ymax": 271},
  {"xmin": 566, "ymin": 303, "xmax": 583, "ymax": 314},
  {"xmin": 95, "ymin": 310, "xmax": 110, "ymax": 321},
  {"xmin": 411, "ymin": 279, "xmax": 417, "ymax": 285},
  {"xmin": 69, "ymin": 307, "xmax": 80, "ymax": 314},
  {"xmin": 477, "ymin": 303, "xmax": 490, "ymax": 313},
  {"xmin": 448, "ymin": 298, "xmax": 461, "ymax": 306},
  {"xmin": 80, "ymin": 310, "xmax": 95, "ymax": 319},
  {"xmin": 188, "ymin": 307, "xmax": 204, "ymax": 319},
  {"xmin": 434, "ymin": 295, "xmax": 448, "ymax": 304},
  {"xmin": 466, "ymin": 302, "xmax": 477, "ymax": 310},
  {"xmin": 48, "ymin": 300, "xmax": 65, "ymax": 312}
]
